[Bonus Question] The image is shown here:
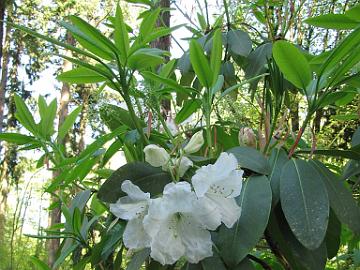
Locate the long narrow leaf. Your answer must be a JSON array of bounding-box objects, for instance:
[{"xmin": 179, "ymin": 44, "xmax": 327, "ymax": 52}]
[{"xmin": 57, "ymin": 106, "xmax": 82, "ymax": 141}]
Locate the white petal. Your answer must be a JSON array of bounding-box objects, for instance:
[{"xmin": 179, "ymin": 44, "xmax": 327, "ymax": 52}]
[
  {"xmin": 192, "ymin": 152, "xmax": 242, "ymax": 198},
  {"xmin": 121, "ymin": 180, "xmax": 150, "ymax": 201},
  {"xmin": 194, "ymin": 197, "xmax": 222, "ymax": 230},
  {"xmin": 207, "ymin": 170, "xmax": 243, "ymax": 198},
  {"xmin": 178, "ymin": 215, "xmax": 213, "ymax": 263},
  {"xmin": 144, "ymin": 144, "xmax": 170, "ymax": 167},
  {"xmin": 178, "ymin": 156, "xmax": 193, "ymax": 177},
  {"xmin": 149, "ymin": 215, "xmax": 185, "ymax": 265},
  {"xmin": 123, "ymin": 218, "xmax": 151, "ymax": 249},
  {"xmin": 110, "ymin": 197, "xmax": 148, "ymax": 220},
  {"xmin": 206, "ymin": 195, "xmax": 241, "ymax": 228}
]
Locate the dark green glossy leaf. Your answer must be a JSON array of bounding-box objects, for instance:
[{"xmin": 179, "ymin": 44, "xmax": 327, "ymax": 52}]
[
  {"xmin": 128, "ymin": 48, "xmax": 165, "ymax": 70},
  {"xmin": 296, "ymin": 148, "xmax": 360, "ymax": 160},
  {"xmin": 273, "ymin": 41, "xmax": 311, "ymax": 90},
  {"xmin": 233, "ymin": 258, "xmax": 256, "ymax": 270},
  {"xmin": 38, "ymin": 97, "xmax": 57, "ymax": 138},
  {"xmin": 98, "ymin": 162, "xmax": 172, "ymax": 203},
  {"xmin": 352, "ymin": 126, "xmax": 360, "ymax": 147},
  {"xmin": 227, "ymin": 146, "xmax": 271, "ymax": 175},
  {"xmin": 217, "ymin": 176, "xmax": 272, "ymax": 267},
  {"xmin": 268, "ymin": 148, "xmax": 288, "ymax": 204},
  {"xmin": 309, "ymin": 160, "xmax": 360, "ymax": 234},
  {"xmin": 342, "ymin": 160, "xmax": 360, "ymax": 179},
  {"xmin": 267, "ymin": 205, "xmax": 328, "ymax": 270},
  {"xmin": 325, "ymin": 209, "xmax": 341, "ymax": 259},
  {"xmin": 280, "ymin": 159, "xmax": 329, "ymax": 250},
  {"xmin": 227, "ymin": 30, "xmax": 252, "ymax": 57}
]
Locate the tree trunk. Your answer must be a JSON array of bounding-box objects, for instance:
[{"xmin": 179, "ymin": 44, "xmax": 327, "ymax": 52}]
[
  {"xmin": 151, "ymin": 0, "xmax": 171, "ymax": 118},
  {"xmin": 47, "ymin": 31, "xmax": 74, "ymax": 268},
  {"xmin": 78, "ymin": 87, "xmax": 90, "ymax": 152},
  {"xmin": 0, "ymin": 0, "xmax": 6, "ymax": 69},
  {"xmin": 0, "ymin": 0, "xmax": 12, "ymax": 244},
  {"xmin": 0, "ymin": 0, "xmax": 12, "ymax": 135}
]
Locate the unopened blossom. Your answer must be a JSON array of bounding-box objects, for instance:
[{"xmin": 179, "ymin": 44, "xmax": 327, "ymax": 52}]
[
  {"xmin": 238, "ymin": 127, "xmax": 256, "ymax": 148},
  {"xmin": 183, "ymin": 130, "xmax": 204, "ymax": 154},
  {"xmin": 110, "ymin": 180, "xmax": 151, "ymax": 249},
  {"xmin": 143, "ymin": 182, "xmax": 218, "ymax": 265},
  {"xmin": 144, "ymin": 144, "xmax": 170, "ymax": 167},
  {"xmin": 162, "ymin": 156, "xmax": 193, "ymax": 177},
  {"xmin": 192, "ymin": 152, "xmax": 243, "ymax": 228}
]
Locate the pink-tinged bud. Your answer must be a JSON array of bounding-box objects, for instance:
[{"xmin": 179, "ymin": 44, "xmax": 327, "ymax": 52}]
[
  {"xmin": 183, "ymin": 130, "xmax": 204, "ymax": 154},
  {"xmin": 144, "ymin": 144, "xmax": 170, "ymax": 167},
  {"xmin": 238, "ymin": 127, "xmax": 256, "ymax": 148}
]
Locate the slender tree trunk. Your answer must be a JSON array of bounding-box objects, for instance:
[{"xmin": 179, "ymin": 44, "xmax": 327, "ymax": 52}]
[
  {"xmin": 0, "ymin": 1, "xmax": 12, "ymax": 135},
  {"xmin": 151, "ymin": 0, "xmax": 171, "ymax": 118},
  {"xmin": 0, "ymin": 0, "xmax": 13, "ymax": 244},
  {"xmin": 78, "ymin": 88, "xmax": 90, "ymax": 152},
  {"xmin": 0, "ymin": 0, "xmax": 6, "ymax": 69},
  {"xmin": 47, "ymin": 31, "xmax": 74, "ymax": 268}
]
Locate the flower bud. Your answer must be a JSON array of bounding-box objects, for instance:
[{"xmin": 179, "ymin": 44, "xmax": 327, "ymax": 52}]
[
  {"xmin": 183, "ymin": 130, "xmax": 204, "ymax": 154},
  {"xmin": 144, "ymin": 144, "xmax": 170, "ymax": 167},
  {"xmin": 177, "ymin": 156, "xmax": 193, "ymax": 177},
  {"xmin": 238, "ymin": 127, "xmax": 256, "ymax": 148}
]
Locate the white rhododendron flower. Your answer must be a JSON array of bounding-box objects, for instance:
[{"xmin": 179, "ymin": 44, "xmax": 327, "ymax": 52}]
[
  {"xmin": 143, "ymin": 144, "xmax": 170, "ymax": 167},
  {"xmin": 162, "ymin": 156, "xmax": 193, "ymax": 177},
  {"xmin": 143, "ymin": 182, "xmax": 217, "ymax": 265},
  {"xmin": 183, "ymin": 130, "xmax": 204, "ymax": 154},
  {"xmin": 192, "ymin": 152, "xmax": 243, "ymax": 228},
  {"xmin": 110, "ymin": 180, "xmax": 151, "ymax": 249}
]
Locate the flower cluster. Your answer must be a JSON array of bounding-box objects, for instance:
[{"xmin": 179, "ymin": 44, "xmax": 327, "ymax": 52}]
[{"xmin": 110, "ymin": 133, "xmax": 243, "ymax": 265}]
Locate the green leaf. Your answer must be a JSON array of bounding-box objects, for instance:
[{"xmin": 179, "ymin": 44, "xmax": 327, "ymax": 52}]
[
  {"xmin": 126, "ymin": 248, "xmax": 150, "ymax": 270},
  {"xmin": 345, "ymin": 4, "xmax": 360, "ymax": 21},
  {"xmin": 319, "ymin": 27, "xmax": 360, "ymax": 80},
  {"xmin": 38, "ymin": 97, "xmax": 57, "ymax": 138},
  {"xmin": 217, "ymin": 176, "xmax": 272, "ymax": 267},
  {"xmin": 227, "ymin": 29, "xmax": 252, "ymax": 57},
  {"xmin": 190, "ymin": 39, "xmax": 213, "ymax": 88},
  {"xmin": 98, "ymin": 162, "xmax": 172, "ymax": 203},
  {"xmin": 351, "ymin": 126, "xmax": 360, "ymax": 147},
  {"xmin": 57, "ymin": 106, "xmax": 82, "ymax": 141},
  {"xmin": 233, "ymin": 258, "xmax": 256, "ymax": 270},
  {"xmin": 309, "ymin": 160, "xmax": 360, "ymax": 234},
  {"xmin": 227, "ymin": 146, "xmax": 271, "ymax": 175},
  {"xmin": 100, "ymin": 104, "xmax": 145, "ymax": 131},
  {"xmin": 60, "ymin": 21, "xmax": 114, "ymax": 61},
  {"xmin": 325, "ymin": 209, "xmax": 341, "ymax": 259},
  {"xmin": 139, "ymin": 8, "xmax": 160, "ymax": 39},
  {"xmin": 280, "ymin": 159, "xmax": 329, "ymax": 250},
  {"xmin": 141, "ymin": 71, "xmax": 191, "ymax": 95},
  {"xmin": 0, "ymin": 133, "xmax": 37, "ymax": 145},
  {"xmin": 267, "ymin": 205, "xmax": 328, "ymax": 270},
  {"xmin": 342, "ymin": 160, "xmax": 360, "ymax": 179},
  {"xmin": 268, "ymin": 148, "xmax": 288, "ymax": 204},
  {"xmin": 273, "ymin": 41, "xmax": 311, "ymax": 90},
  {"xmin": 114, "ymin": 4, "xmax": 129, "ymax": 64},
  {"xmin": 210, "ymin": 29, "xmax": 222, "ymax": 85},
  {"xmin": 175, "ymin": 99, "xmax": 202, "ymax": 125},
  {"xmin": 128, "ymin": 48, "xmax": 165, "ymax": 70},
  {"xmin": 304, "ymin": 14, "xmax": 360, "ymax": 30},
  {"xmin": 29, "ymin": 256, "xmax": 51, "ymax": 270},
  {"xmin": 14, "ymin": 95, "xmax": 38, "ymax": 135},
  {"xmin": 57, "ymin": 67, "xmax": 107, "ymax": 83},
  {"xmin": 296, "ymin": 148, "xmax": 360, "ymax": 160},
  {"xmin": 197, "ymin": 13, "xmax": 207, "ymax": 31}
]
